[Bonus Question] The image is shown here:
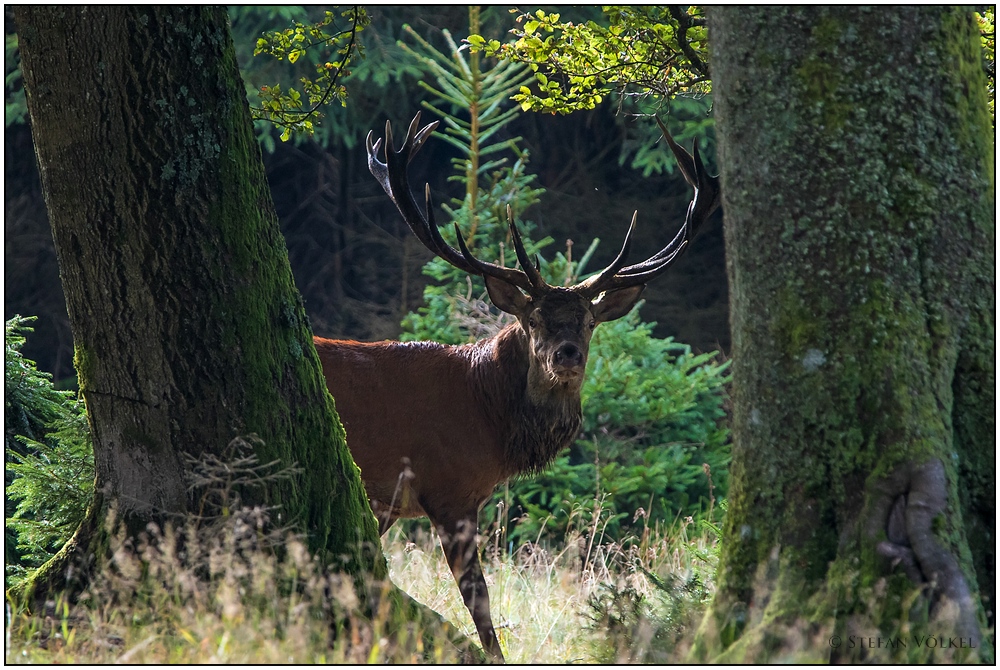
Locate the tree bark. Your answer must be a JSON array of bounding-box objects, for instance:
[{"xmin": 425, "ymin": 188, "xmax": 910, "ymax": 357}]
[
  {"xmin": 15, "ymin": 5, "xmax": 383, "ymax": 582},
  {"xmin": 699, "ymin": 6, "xmax": 993, "ymax": 663}
]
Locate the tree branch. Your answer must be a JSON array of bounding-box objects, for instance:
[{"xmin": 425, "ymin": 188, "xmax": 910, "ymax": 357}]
[{"xmin": 668, "ymin": 6, "xmax": 709, "ymax": 78}]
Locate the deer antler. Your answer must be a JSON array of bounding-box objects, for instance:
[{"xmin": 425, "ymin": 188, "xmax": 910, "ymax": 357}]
[
  {"xmin": 366, "ymin": 113, "xmax": 550, "ymax": 295},
  {"xmin": 571, "ymin": 118, "xmax": 720, "ymax": 298},
  {"xmin": 367, "ymin": 113, "xmax": 718, "ymax": 300}
]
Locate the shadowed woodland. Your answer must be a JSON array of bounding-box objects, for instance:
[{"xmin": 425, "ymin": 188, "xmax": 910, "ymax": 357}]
[{"xmin": 5, "ymin": 6, "xmax": 729, "ymax": 385}]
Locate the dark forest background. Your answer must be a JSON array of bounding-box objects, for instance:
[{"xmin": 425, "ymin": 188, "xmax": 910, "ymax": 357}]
[{"xmin": 5, "ymin": 6, "xmax": 729, "ymax": 387}]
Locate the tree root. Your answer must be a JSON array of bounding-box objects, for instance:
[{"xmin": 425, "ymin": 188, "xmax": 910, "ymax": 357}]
[{"xmin": 867, "ymin": 458, "xmax": 982, "ymax": 646}]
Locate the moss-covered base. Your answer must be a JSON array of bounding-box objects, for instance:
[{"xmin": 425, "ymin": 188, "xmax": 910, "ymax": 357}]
[{"xmin": 692, "ymin": 546, "xmax": 991, "ymax": 663}]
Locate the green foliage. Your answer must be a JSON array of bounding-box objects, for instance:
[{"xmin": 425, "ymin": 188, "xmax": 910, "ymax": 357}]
[
  {"xmin": 397, "ymin": 9, "xmax": 549, "ymax": 344},
  {"xmin": 468, "ymin": 6, "xmax": 718, "ymax": 177},
  {"xmin": 396, "ymin": 10, "xmax": 731, "ymax": 548},
  {"xmin": 587, "ymin": 570, "xmax": 712, "ymax": 662},
  {"xmin": 5, "ymin": 32, "xmax": 26, "ymax": 127},
  {"xmin": 471, "ymin": 7, "xmax": 710, "ymax": 115},
  {"xmin": 5, "ymin": 316, "xmax": 94, "ymax": 585},
  {"xmin": 248, "ymin": 7, "xmax": 369, "ymax": 142},
  {"xmin": 398, "ymin": 23, "xmax": 534, "ymax": 183},
  {"xmin": 231, "ymin": 6, "xmax": 426, "ymax": 152},
  {"xmin": 977, "ymin": 7, "xmax": 995, "ymax": 123},
  {"xmin": 6, "ymin": 317, "xmax": 71, "ymax": 449},
  {"xmin": 494, "ymin": 309, "xmax": 730, "ymax": 545}
]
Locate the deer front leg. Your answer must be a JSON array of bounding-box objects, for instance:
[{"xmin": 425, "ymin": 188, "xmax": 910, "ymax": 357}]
[{"xmin": 433, "ymin": 516, "xmax": 504, "ymax": 663}]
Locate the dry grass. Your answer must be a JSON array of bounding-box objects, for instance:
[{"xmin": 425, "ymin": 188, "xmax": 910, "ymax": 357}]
[
  {"xmin": 385, "ymin": 514, "xmax": 719, "ymax": 663},
  {"xmin": 5, "ymin": 510, "xmax": 719, "ymax": 664}
]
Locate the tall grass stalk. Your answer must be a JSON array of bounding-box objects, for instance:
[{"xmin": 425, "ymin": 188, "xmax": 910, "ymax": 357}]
[
  {"xmin": 6, "ymin": 505, "xmax": 719, "ymax": 664},
  {"xmin": 385, "ymin": 506, "xmax": 719, "ymax": 663}
]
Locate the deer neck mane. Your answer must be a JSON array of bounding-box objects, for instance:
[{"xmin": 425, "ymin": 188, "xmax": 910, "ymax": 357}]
[{"xmin": 468, "ymin": 323, "xmax": 583, "ymax": 476}]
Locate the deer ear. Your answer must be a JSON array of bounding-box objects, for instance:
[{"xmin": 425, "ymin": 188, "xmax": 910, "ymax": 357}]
[
  {"xmin": 591, "ymin": 285, "xmax": 645, "ymax": 323},
  {"xmin": 484, "ymin": 274, "xmax": 529, "ymax": 316}
]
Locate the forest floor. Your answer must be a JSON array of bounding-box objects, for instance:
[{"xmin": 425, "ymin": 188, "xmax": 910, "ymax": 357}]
[{"xmin": 5, "ymin": 516, "xmax": 719, "ymax": 663}]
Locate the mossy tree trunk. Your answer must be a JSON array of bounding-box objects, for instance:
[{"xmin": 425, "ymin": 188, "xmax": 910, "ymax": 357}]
[
  {"xmin": 14, "ymin": 5, "xmax": 385, "ymax": 589},
  {"xmin": 697, "ymin": 6, "xmax": 994, "ymax": 663}
]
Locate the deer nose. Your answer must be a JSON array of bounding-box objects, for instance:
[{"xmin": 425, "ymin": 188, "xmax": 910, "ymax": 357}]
[{"xmin": 554, "ymin": 342, "xmax": 584, "ymax": 368}]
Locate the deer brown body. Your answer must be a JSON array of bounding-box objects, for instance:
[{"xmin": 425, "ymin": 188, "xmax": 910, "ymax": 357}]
[
  {"xmin": 315, "ymin": 319, "xmax": 581, "ymax": 524},
  {"xmin": 314, "ymin": 114, "xmax": 719, "ymax": 662}
]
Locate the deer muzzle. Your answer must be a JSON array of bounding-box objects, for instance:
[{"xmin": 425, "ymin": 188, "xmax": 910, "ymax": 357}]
[{"xmin": 551, "ymin": 342, "xmax": 586, "ymax": 380}]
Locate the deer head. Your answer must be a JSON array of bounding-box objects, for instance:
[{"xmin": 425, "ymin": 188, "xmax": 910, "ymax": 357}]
[{"xmin": 366, "ymin": 113, "xmax": 720, "ymax": 393}]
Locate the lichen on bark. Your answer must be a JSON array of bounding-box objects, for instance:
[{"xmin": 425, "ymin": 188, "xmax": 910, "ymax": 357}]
[
  {"xmin": 696, "ymin": 6, "xmax": 994, "ymax": 662},
  {"xmin": 15, "ymin": 5, "xmax": 384, "ymax": 591}
]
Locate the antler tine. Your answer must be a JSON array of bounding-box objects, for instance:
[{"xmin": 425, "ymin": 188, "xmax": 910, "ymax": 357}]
[
  {"xmin": 571, "ymin": 210, "xmax": 637, "ymax": 297},
  {"xmin": 572, "ymin": 122, "xmax": 720, "ymax": 294},
  {"xmin": 403, "ymin": 112, "xmax": 437, "ymax": 161},
  {"xmin": 367, "ymin": 113, "xmax": 538, "ymax": 292},
  {"xmin": 367, "ymin": 114, "xmax": 479, "ymax": 274},
  {"xmin": 656, "ymin": 116, "xmax": 722, "ymax": 225},
  {"xmin": 506, "ymin": 205, "xmax": 550, "ymax": 291},
  {"xmin": 656, "ymin": 117, "xmax": 696, "ymax": 188},
  {"xmin": 431, "ymin": 188, "xmax": 534, "ymax": 290},
  {"xmin": 611, "ymin": 141, "xmax": 712, "ymax": 278},
  {"xmin": 611, "ymin": 134, "xmax": 717, "ymax": 283},
  {"xmin": 587, "ymin": 235, "xmax": 692, "ymax": 291},
  {"xmin": 453, "ymin": 222, "xmax": 535, "ymax": 291},
  {"xmin": 385, "ymin": 118, "xmax": 394, "ymax": 153},
  {"xmin": 613, "ymin": 200, "xmax": 690, "ymax": 273},
  {"xmin": 686, "ymin": 141, "xmax": 722, "ymax": 229},
  {"xmin": 420, "ymin": 183, "xmax": 471, "ymax": 263},
  {"xmin": 614, "ymin": 136, "xmax": 719, "ymax": 280},
  {"xmin": 376, "ymin": 121, "xmax": 473, "ymax": 272}
]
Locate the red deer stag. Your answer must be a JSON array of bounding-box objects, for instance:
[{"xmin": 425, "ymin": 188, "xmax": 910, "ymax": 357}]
[{"xmin": 313, "ymin": 113, "xmax": 720, "ymax": 662}]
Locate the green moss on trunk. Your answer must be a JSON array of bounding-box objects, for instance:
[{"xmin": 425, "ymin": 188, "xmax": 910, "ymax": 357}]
[
  {"xmin": 697, "ymin": 6, "xmax": 994, "ymax": 662},
  {"xmin": 16, "ymin": 6, "xmax": 384, "ymax": 586}
]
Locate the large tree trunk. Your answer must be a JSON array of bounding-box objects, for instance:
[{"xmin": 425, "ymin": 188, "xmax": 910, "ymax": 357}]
[
  {"xmin": 698, "ymin": 6, "xmax": 994, "ymax": 663},
  {"xmin": 14, "ymin": 5, "xmax": 384, "ymax": 586}
]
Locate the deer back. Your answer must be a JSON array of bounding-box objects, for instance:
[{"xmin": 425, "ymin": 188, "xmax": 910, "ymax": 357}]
[{"xmin": 314, "ymin": 329, "xmax": 578, "ymax": 519}]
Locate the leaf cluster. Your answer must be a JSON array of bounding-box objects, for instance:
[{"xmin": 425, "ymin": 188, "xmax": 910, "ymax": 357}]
[
  {"xmin": 5, "ymin": 316, "xmax": 94, "ymax": 585},
  {"xmin": 250, "ymin": 7, "xmax": 369, "ymax": 142},
  {"xmin": 977, "ymin": 7, "xmax": 995, "ymax": 122},
  {"xmin": 470, "ymin": 6, "xmax": 710, "ymax": 115},
  {"xmin": 232, "ymin": 6, "xmax": 426, "ymax": 153}
]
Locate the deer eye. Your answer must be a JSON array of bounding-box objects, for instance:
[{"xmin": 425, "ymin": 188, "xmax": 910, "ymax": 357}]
[
  {"xmin": 589, "ymin": 319, "xmax": 596, "ymax": 329},
  {"xmin": 528, "ymin": 317, "xmax": 537, "ymax": 329}
]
